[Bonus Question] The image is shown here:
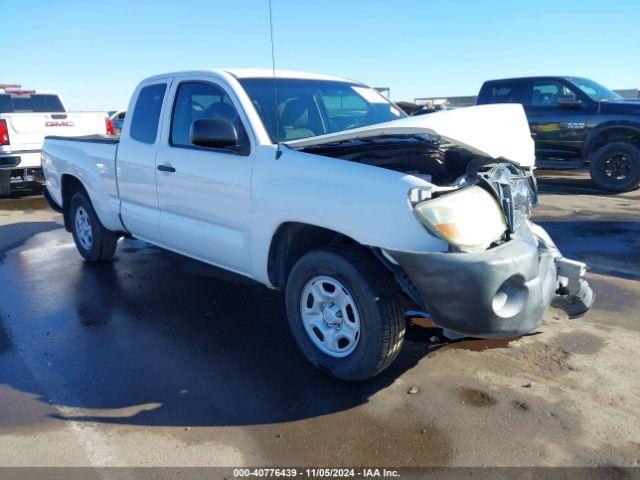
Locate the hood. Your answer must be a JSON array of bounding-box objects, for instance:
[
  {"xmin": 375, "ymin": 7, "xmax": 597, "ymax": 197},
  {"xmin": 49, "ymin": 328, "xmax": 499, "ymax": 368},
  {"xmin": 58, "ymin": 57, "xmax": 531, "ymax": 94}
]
[
  {"xmin": 284, "ymin": 104, "xmax": 535, "ymax": 167},
  {"xmin": 599, "ymin": 100, "xmax": 640, "ymax": 116}
]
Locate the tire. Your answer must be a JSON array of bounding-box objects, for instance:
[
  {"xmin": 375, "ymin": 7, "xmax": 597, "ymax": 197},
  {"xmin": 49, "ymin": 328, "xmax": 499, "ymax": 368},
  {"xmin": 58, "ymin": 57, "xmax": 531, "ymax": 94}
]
[
  {"xmin": 285, "ymin": 245, "xmax": 404, "ymax": 381},
  {"xmin": 0, "ymin": 171, "xmax": 11, "ymax": 197},
  {"xmin": 69, "ymin": 191, "xmax": 118, "ymax": 262},
  {"xmin": 589, "ymin": 141, "xmax": 640, "ymax": 193}
]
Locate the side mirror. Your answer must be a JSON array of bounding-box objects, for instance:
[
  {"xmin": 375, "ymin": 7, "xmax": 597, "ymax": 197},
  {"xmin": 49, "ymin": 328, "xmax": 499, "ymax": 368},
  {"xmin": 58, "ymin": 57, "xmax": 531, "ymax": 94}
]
[
  {"xmin": 190, "ymin": 118, "xmax": 238, "ymax": 148},
  {"xmin": 557, "ymin": 95, "xmax": 582, "ymax": 108}
]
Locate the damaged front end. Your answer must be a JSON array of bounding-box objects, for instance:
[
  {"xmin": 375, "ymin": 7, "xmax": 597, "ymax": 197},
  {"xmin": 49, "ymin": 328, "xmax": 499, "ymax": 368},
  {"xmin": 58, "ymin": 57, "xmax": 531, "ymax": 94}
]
[
  {"xmin": 390, "ymin": 160, "xmax": 594, "ymax": 339},
  {"xmin": 313, "ymin": 141, "xmax": 594, "ymax": 337},
  {"xmin": 287, "ymin": 105, "xmax": 593, "ymax": 338}
]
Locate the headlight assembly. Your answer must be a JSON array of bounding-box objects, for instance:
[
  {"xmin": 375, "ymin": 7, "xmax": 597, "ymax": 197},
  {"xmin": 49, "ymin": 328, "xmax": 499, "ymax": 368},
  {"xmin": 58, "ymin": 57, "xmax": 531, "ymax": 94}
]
[
  {"xmin": 511, "ymin": 176, "xmax": 533, "ymax": 227},
  {"xmin": 476, "ymin": 163, "xmax": 537, "ymax": 232},
  {"xmin": 414, "ymin": 185, "xmax": 507, "ymax": 252}
]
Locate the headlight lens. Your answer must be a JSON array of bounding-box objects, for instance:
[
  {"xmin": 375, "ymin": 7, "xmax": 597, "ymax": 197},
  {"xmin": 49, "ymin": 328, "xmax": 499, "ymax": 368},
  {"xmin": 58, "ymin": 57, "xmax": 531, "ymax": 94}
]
[
  {"xmin": 511, "ymin": 177, "xmax": 533, "ymax": 228},
  {"xmin": 489, "ymin": 165, "xmax": 536, "ymax": 231},
  {"xmin": 415, "ymin": 186, "xmax": 507, "ymax": 251}
]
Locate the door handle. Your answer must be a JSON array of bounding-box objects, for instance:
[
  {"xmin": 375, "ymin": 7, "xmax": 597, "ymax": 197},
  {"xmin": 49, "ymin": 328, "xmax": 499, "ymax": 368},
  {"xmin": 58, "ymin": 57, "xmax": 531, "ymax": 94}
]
[{"xmin": 157, "ymin": 164, "xmax": 176, "ymax": 173}]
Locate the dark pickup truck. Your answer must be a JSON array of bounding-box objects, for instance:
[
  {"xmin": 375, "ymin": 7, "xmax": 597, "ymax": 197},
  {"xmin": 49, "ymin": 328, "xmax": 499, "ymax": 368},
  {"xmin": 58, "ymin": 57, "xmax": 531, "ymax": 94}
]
[{"xmin": 477, "ymin": 76, "xmax": 640, "ymax": 192}]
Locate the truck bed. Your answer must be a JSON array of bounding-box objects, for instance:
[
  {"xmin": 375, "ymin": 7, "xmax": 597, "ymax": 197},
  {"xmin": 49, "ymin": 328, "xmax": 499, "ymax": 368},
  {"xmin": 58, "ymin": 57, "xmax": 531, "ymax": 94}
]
[
  {"xmin": 45, "ymin": 134, "xmax": 119, "ymax": 144},
  {"xmin": 43, "ymin": 135, "xmax": 122, "ymax": 231}
]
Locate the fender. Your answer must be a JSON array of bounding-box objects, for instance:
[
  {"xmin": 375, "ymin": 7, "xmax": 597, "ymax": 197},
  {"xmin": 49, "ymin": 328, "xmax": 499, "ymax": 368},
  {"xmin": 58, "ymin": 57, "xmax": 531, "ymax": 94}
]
[
  {"xmin": 248, "ymin": 145, "xmax": 449, "ymax": 285},
  {"xmin": 583, "ymin": 120, "xmax": 640, "ymax": 160}
]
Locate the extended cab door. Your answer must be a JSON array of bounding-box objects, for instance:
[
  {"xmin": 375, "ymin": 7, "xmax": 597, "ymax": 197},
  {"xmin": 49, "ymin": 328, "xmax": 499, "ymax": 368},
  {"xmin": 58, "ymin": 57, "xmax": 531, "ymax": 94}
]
[
  {"xmin": 117, "ymin": 80, "xmax": 170, "ymax": 242},
  {"xmin": 154, "ymin": 76, "xmax": 253, "ymax": 275},
  {"xmin": 523, "ymin": 79, "xmax": 596, "ymax": 161}
]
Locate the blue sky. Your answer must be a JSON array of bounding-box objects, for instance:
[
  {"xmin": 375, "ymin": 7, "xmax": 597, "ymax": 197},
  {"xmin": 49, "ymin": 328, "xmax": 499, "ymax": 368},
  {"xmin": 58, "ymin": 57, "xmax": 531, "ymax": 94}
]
[{"xmin": 3, "ymin": 0, "xmax": 639, "ymax": 110}]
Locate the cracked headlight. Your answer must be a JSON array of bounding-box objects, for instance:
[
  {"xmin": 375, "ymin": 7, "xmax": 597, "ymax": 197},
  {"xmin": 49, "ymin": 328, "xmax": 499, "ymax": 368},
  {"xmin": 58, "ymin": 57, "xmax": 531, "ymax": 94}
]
[
  {"xmin": 487, "ymin": 165, "xmax": 537, "ymax": 231},
  {"xmin": 511, "ymin": 176, "xmax": 533, "ymax": 228},
  {"xmin": 415, "ymin": 186, "xmax": 507, "ymax": 252}
]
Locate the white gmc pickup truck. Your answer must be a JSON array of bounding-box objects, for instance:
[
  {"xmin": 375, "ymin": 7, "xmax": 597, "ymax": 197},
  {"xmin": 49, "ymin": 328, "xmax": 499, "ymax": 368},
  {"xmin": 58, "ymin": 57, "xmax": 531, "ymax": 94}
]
[
  {"xmin": 42, "ymin": 69, "xmax": 593, "ymax": 380},
  {"xmin": 0, "ymin": 85, "xmax": 110, "ymax": 196}
]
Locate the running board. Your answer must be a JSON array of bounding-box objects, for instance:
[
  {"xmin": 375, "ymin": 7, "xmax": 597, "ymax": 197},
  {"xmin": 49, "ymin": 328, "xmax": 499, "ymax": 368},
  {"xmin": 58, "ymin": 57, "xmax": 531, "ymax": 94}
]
[{"xmin": 536, "ymin": 159, "xmax": 585, "ymax": 170}]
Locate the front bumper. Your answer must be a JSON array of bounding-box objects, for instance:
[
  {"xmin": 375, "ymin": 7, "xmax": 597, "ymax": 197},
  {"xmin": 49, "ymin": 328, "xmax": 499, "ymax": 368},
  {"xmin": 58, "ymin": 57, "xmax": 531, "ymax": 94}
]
[{"xmin": 388, "ymin": 223, "xmax": 593, "ymax": 339}]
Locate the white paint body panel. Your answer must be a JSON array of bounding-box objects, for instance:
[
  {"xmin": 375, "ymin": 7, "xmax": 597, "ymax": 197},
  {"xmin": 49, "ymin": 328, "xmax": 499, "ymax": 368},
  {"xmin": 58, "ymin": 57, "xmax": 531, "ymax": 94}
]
[
  {"xmin": 115, "ymin": 76, "xmax": 172, "ymax": 243},
  {"xmin": 42, "ymin": 69, "xmax": 536, "ymax": 287},
  {"xmin": 41, "ymin": 140, "xmax": 123, "ymax": 232},
  {"xmin": 155, "ymin": 72, "xmax": 254, "ymax": 275},
  {"xmin": 248, "ymin": 145, "xmax": 447, "ymax": 284},
  {"xmin": 0, "ymin": 89, "xmax": 108, "ymax": 170}
]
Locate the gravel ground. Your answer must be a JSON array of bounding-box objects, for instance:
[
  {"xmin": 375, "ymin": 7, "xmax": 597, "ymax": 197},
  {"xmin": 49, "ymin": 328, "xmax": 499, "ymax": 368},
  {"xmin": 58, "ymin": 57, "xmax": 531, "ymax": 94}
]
[{"xmin": 0, "ymin": 173, "xmax": 638, "ymax": 470}]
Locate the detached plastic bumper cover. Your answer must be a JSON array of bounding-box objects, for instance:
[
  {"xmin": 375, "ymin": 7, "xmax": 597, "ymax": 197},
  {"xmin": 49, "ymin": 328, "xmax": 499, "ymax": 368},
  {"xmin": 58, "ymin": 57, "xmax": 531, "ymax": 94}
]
[{"xmin": 388, "ymin": 236, "xmax": 591, "ymax": 339}]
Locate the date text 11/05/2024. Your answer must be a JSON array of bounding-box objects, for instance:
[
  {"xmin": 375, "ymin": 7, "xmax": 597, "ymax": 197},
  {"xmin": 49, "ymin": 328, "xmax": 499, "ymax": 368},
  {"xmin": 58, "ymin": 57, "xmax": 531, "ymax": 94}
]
[{"xmin": 232, "ymin": 467, "xmax": 400, "ymax": 477}]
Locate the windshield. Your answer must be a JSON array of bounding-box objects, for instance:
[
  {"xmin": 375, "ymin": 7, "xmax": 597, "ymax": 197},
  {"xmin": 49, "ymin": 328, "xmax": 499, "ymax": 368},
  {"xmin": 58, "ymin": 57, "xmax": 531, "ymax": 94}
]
[
  {"xmin": 238, "ymin": 78, "xmax": 405, "ymax": 143},
  {"xmin": 567, "ymin": 77, "xmax": 622, "ymax": 102},
  {"xmin": 0, "ymin": 94, "xmax": 65, "ymax": 113}
]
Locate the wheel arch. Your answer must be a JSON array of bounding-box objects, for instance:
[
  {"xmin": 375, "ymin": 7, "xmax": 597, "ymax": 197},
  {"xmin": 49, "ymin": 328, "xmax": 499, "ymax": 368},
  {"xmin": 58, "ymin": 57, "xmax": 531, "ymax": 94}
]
[
  {"xmin": 267, "ymin": 222, "xmax": 365, "ymax": 289},
  {"xmin": 583, "ymin": 121, "xmax": 640, "ymax": 161},
  {"xmin": 60, "ymin": 174, "xmax": 88, "ymax": 232}
]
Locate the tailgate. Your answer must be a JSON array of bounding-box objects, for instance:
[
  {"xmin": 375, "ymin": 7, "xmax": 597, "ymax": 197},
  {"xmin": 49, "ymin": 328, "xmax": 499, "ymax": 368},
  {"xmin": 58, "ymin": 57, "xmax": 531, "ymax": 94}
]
[{"xmin": 3, "ymin": 112, "xmax": 108, "ymax": 151}]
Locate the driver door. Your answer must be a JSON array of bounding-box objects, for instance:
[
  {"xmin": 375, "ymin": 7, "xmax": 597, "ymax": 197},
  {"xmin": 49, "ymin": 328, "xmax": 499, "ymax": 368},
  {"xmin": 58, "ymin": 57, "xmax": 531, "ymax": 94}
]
[
  {"xmin": 524, "ymin": 79, "xmax": 594, "ymax": 160},
  {"xmin": 155, "ymin": 78, "xmax": 254, "ymax": 275}
]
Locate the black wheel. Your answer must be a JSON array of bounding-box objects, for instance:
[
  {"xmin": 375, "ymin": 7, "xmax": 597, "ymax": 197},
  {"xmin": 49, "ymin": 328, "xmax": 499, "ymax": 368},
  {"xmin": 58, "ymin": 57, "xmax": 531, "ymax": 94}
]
[
  {"xmin": 69, "ymin": 191, "xmax": 118, "ymax": 262},
  {"xmin": 285, "ymin": 246, "xmax": 404, "ymax": 381},
  {"xmin": 589, "ymin": 141, "xmax": 640, "ymax": 193},
  {"xmin": 0, "ymin": 171, "xmax": 11, "ymax": 197}
]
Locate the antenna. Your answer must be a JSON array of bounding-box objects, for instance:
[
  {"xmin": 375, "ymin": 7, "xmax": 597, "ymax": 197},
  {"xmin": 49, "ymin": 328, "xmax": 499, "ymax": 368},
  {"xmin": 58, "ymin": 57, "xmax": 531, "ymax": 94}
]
[{"xmin": 268, "ymin": 0, "xmax": 282, "ymax": 158}]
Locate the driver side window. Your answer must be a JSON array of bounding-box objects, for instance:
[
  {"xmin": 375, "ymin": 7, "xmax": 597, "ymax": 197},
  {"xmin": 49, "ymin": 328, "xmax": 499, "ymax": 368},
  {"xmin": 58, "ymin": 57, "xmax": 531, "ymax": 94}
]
[
  {"xmin": 531, "ymin": 81, "xmax": 575, "ymax": 106},
  {"xmin": 170, "ymin": 81, "xmax": 248, "ymax": 149}
]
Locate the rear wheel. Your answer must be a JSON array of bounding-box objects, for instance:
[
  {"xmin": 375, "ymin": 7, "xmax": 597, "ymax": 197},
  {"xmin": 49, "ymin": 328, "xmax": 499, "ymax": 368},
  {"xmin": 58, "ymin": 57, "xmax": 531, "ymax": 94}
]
[
  {"xmin": 69, "ymin": 191, "xmax": 118, "ymax": 262},
  {"xmin": 285, "ymin": 246, "xmax": 404, "ymax": 381},
  {"xmin": 589, "ymin": 141, "xmax": 640, "ymax": 192},
  {"xmin": 0, "ymin": 171, "xmax": 11, "ymax": 197}
]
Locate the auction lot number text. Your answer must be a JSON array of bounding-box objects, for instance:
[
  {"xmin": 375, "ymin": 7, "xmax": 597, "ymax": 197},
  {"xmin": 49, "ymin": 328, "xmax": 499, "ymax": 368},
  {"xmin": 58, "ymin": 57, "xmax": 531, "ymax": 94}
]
[{"xmin": 233, "ymin": 468, "xmax": 400, "ymax": 478}]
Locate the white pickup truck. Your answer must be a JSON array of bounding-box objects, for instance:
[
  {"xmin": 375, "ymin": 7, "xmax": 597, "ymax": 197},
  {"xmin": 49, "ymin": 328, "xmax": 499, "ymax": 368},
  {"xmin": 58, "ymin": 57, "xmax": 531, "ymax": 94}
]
[
  {"xmin": 0, "ymin": 84, "xmax": 111, "ymax": 196},
  {"xmin": 42, "ymin": 69, "xmax": 593, "ymax": 380}
]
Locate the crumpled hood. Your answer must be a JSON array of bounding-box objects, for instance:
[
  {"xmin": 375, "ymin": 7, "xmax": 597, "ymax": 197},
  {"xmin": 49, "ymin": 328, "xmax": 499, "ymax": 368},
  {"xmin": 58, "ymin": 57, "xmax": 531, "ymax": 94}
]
[{"xmin": 285, "ymin": 103, "xmax": 535, "ymax": 167}]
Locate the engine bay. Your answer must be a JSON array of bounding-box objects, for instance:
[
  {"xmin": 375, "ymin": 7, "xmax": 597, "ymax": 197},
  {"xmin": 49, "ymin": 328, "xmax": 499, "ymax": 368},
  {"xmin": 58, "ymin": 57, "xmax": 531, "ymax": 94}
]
[{"xmin": 300, "ymin": 134, "xmax": 482, "ymax": 186}]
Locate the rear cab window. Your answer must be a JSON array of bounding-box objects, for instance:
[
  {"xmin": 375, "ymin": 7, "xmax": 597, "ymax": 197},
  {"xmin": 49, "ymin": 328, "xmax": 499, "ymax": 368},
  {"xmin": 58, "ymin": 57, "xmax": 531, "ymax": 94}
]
[
  {"xmin": 0, "ymin": 94, "xmax": 65, "ymax": 113},
  {"xmin": 481, "ymin": 81, "xmax": 528, "ymax": 105},
  {"xmin": 130, "ymin": 84, "xmax": 167, "ymax": 144}
]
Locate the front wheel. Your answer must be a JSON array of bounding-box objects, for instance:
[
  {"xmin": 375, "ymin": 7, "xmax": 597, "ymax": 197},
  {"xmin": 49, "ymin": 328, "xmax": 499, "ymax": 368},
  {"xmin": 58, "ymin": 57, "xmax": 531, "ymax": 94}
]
[
  {"xmin": 69, "ymin": 191, "xmax": 118, "ymax": 262},
  {"xmin": 285, "ymin": 246, "xmax": 405, "ymax": 381},
  {"xmin": 589, "ymin": 141, "xmax": 640, "ymax": 193}
]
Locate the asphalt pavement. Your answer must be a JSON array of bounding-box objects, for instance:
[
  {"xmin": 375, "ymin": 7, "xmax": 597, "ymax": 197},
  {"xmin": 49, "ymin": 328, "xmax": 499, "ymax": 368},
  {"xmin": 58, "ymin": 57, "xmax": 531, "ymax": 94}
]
[{"xmin": 0, "ymin": 173, "xmax": 639, "ymax": 470}]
